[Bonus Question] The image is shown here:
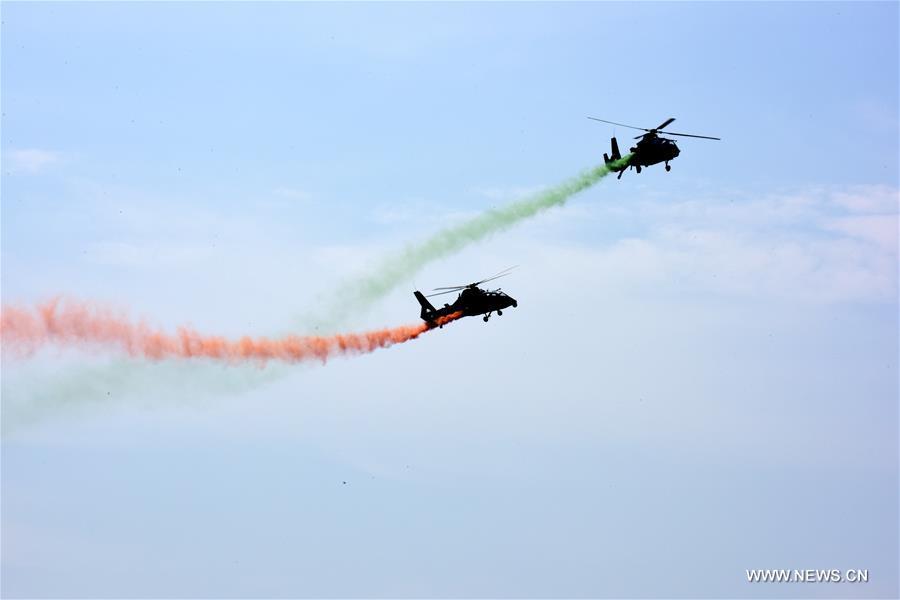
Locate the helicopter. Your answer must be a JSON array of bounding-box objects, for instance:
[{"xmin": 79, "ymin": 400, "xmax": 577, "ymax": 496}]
[
  {"xmin": 587, "ymin": 117, "xmax": 720, "ymax": 179},
  {"xmin": 414, "ymin": 267, "xmax": 518, "ymax": 327}
]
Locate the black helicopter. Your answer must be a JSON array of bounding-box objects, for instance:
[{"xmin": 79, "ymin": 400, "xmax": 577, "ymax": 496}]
[
  {"xmin": 588, "ymin": 117, "xmax": 720, "ymax": 179},
  {"xmin": 414, "ymin": 267, "xmax": 518, "ymax": 327}
]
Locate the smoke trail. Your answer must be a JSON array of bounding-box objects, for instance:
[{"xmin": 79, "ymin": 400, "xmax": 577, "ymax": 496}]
[
  {"xmin": 1, "ymin": 357, "xmax": 289, "ymax": 436},
  {"xmin": 317, "ymin": 158, "xmax": 629, "ymax": 327},
  {"xmin": 3, "ymin": 160, "xmax": 624, "ymax": 431},
  {"xmin": 1, "ymin": 298, "xmax": 461, "ymax": 366}
]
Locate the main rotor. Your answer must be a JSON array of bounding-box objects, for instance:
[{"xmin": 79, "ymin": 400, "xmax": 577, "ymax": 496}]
[
  {"xmin": 426, "ymin": 266, "xmax": 517, "ymax": 298},
  {"xmin": 587, "ymin": 116, "xmax": 720, "ymax": 141}
]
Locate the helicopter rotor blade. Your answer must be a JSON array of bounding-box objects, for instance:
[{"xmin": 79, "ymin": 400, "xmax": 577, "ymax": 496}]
[
  {"xmin": 470, "ymin": 265, "xmax": 518, "ymax": 287},
  {"xmin": 655, "ymin": 117, "xmax": 676, "ymax": 130},
  {"xmin": 471, "ymin": 272, "xmax": 510, "ymax": 287},
  {"xmin": 587, "ymin": 117, "xmax": 650, "ymax": 132},
  {"xmin": 426, "ymin": 289, "xmax": 462, "ymax": 298},
  {"xmin": 433, "ymin": 278, "xmax": 503, "ymax": 292},
  {"xmin": 430, "ymin": 266, "xmax": 518, "ymax": 293},
  {"xmin": 660, "ymin": 131, "xmax": 721, "ymax": 140},
  {"xmin": 483, "ymin": 265, "xmax": 518, "ymax": 280},
  {"xmin": 635, "ymin": 130, "xmax": 721, "ymax": 140}
]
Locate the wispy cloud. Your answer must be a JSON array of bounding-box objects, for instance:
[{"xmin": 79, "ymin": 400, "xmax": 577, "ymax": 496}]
[
  {"xmin": 823, "ymin": 214, "xmax": 897, "ymax": 253},
  {"xmin": 830, "ymin": 184, "xmax": 899, "ymax": 214},
  {"xmin": 4, "ymin": 148, "xmax": 62, "ymax": 174},
  {"xmin": 540, "ymin": 183, "xmax": 899, "ymax": 304}
]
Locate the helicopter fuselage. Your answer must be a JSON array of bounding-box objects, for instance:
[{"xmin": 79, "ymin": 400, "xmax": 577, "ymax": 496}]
[
  {"xmin": 453, "ymin": 287, "xmax": 517, "ymax": 320},
  {"xmin": 414, "ymin": 286, "xmax": 517, "ymax": 326},
  {"xmin": 604, "ymin": 134, "xmax": 681, "ymax": 177},
  {"xmin": 630, "ymin": 135, "xmax": 681, "ymax": 166}
]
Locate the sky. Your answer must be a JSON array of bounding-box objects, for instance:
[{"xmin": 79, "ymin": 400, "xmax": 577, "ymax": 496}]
[{"xmin": 1, "ymin": 2, "xmax": 898, "ymax": 598}]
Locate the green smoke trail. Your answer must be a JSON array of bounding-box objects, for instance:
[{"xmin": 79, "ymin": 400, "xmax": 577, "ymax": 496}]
[
  {"xmin": 1, "ymin": 358, "xmax": 288, "ymax": 435},
  {"xmin": 316, "ymin": 158, "xmax": 630, "ymax": 327}
]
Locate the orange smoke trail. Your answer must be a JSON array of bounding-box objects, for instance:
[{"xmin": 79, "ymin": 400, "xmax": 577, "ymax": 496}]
[{"xmin": 1, "ymin": 298, "xmax": 462, "ymax": 365}]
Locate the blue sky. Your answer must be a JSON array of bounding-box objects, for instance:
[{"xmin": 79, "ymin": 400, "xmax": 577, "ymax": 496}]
[{"xmin": 2, "ymin": 2, "xmax": 898, "ymax": 598}]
